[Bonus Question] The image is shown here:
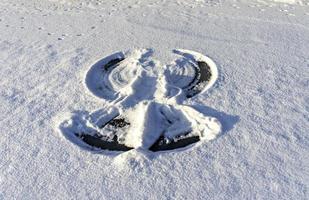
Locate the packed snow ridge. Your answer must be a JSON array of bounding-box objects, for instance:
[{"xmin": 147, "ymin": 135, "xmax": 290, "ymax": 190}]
[{"xmin": 60, "ymin": 49, "xmax": 222, "ymax": 152}]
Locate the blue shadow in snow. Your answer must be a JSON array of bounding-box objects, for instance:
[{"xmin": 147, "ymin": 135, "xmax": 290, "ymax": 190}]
[
  {"xmin": 191, "ymin": 104, "xmax": 240, "ymax": 135},
  {"xmin": 85, "ymin": 51, "xmax": 125, "ymax": 100}
]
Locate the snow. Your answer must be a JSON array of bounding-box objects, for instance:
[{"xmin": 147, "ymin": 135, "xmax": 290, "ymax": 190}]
[
  {"xmin": 273, "ymin": 0, "xmax": 297, "ymax": 4},
  {"xmin": 1, "ymin": 0, "xmax": 309, "ymax": 199},
  {"xmin": 60, "ymin": 48, "xmax": 221, "ymax": 150}
]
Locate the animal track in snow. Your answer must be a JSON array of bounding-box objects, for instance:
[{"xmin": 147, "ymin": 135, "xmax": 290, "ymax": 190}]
[{"xmin": 60, "ymin": 49, "xmax": 222, "ymax": 152}]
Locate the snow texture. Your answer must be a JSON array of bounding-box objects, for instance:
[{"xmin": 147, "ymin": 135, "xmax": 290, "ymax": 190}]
[
  {"xmin": 0, "ymin": 0, "xmax": 308, "ymax": 199},
  {"xmin": 60, "ymin": 49, "xmax": 221, "ymax": 151}
]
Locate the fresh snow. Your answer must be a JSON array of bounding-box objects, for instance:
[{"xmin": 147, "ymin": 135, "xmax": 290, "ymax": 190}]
[
  {"xmin": 0, "ymin": 0, "xmax": 309, "ymax": 199},
  {"xmin": 60, "ymin": 49, "xmax": 221, "ymax": 150}
]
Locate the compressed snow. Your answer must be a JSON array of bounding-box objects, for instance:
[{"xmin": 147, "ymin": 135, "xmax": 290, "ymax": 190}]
[
  {"xmin": 60, "ymin": 49, "xmax": 221, "ymax": 150},
  {"xmin": 0, "ymin": 0, "xmax": 308, "ymax": 199}
]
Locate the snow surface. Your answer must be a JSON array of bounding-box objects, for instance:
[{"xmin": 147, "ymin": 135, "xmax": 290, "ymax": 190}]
[
  {"xmin": 60, "ymin": 49, "xmax": 221, "ymax": 150},
  {"xmin": 0, "ymin": 0, "xmax": 309, "ymax": 199}
]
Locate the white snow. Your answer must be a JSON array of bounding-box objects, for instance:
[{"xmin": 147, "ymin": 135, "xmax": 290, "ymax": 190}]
[
  {"xmin": 265, "ymin": 0, "xmax": 300, "ymax": 4},
  {"xmin": 61, "ymin": 49, "xmax": 221, "ymax": 149},
  {"xmin": 0, "ymin": 0, "xmax": 308, "ymax": 199}
]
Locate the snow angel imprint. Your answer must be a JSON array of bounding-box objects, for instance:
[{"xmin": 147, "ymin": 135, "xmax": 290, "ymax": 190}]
[{"xmin": 60, "ymin": 49, "xmax": 221, "ymax": 152}]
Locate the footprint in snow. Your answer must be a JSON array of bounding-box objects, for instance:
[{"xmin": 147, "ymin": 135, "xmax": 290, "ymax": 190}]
[{"xmin": 59, "ymin": 49, "xmax": 232, "ymax": 153}]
